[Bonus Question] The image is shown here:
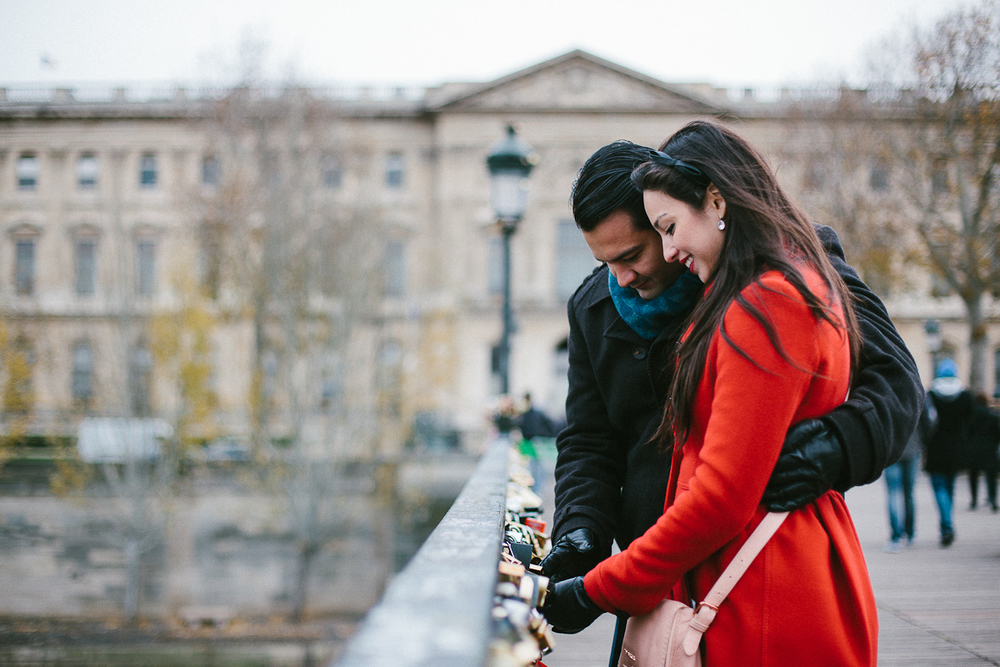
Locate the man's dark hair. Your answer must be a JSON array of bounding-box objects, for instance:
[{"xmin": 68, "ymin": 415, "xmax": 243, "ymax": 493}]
[{"xmin": 570, "ymin": 140, "xmax": 653, "ymax": 232}]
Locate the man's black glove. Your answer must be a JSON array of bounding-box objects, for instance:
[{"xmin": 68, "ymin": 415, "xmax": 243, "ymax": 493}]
[
  {"xmin": 539, "ymin": 527, "xmax": 601, "ymax": 582},
  {"xmin": 541, "ymin": 575, "xmax": 605, "ymax": 634},
  {"xmin": 762, "ymin": 418, "xmax": 847, "ymax": 512}
]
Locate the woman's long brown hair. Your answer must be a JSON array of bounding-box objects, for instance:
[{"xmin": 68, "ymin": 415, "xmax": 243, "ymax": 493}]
[{"xmin": 631, "ymin": 121, "xmax": 861, "ymax": 450}]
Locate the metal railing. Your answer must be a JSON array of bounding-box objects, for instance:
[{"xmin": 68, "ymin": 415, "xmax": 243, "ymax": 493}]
[{"xmin": 333, "ymin": 437, "xmax": 510, "ymax": 667}]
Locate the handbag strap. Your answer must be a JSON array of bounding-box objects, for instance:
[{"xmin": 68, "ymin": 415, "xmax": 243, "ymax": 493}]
[
  {"xmin": 703, "ymin": 511, "xmax": 788, "ymax": 608},
  {"xmin": 681, "ymin": 511, "xmax": 789, "ymax": 654}
]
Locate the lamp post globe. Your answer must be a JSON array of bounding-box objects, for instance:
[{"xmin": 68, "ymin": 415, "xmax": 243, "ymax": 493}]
[{"xmin": 486, "ymin": 126, "xmax": 536, "ymax": 397}]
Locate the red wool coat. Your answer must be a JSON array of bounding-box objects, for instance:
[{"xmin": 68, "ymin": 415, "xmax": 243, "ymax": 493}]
[{"xmin": 584, "ymin": 269, "xmax": 878, "ymax": 667}]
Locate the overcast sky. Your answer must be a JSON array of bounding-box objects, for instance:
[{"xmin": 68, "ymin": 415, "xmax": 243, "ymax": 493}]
[{"xmin": 0, "ymin": 0, "xmax": 976, "ymax": 90}]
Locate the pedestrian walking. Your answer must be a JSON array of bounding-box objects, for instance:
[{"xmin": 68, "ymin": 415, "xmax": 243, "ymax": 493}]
[
  {"xmin": 924, "ymin": 358, "xmax": 973, "ymax": 546},
  {"xmin": 884, "ymin": 402, "xmax": 930, "ymax": 551}
]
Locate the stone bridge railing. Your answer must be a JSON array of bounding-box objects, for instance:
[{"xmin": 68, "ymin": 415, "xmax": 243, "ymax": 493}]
[{"xmin": 332, "ymin": 436, "xmax": 553, "ymax": 667}]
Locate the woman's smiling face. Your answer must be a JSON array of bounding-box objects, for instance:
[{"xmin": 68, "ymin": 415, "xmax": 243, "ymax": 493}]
[{"xmin": 643, "ymin": 187, "xmax": 727, "ymax": 283}]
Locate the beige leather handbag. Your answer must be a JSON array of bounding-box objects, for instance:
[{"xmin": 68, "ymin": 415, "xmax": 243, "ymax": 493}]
[{"xmin": 617, "ymin": 512, "xmax": 788, "ymax": 667}]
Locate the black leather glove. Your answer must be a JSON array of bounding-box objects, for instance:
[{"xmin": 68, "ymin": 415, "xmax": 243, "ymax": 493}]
[
  {"xmin": 539, "ymin": 527, "xmax": 601, "ymax": 582},
  {"xmin": 541, "ymin": 575, "xmax": 605, "ymax": 634},
  {"xmin": 762, "ymin": 418, "xmax": 847, "ymax": 512}
]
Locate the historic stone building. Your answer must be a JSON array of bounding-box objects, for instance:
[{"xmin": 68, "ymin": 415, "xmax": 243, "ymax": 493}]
[{"xmin": 1, "ymin": 49, "xmax": 998, "ymax": 455}]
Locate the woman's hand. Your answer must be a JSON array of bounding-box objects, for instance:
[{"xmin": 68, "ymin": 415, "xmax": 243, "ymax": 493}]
[{"xmin": 541, "ymin": 575, "xmax": 605, "ymax": 634}]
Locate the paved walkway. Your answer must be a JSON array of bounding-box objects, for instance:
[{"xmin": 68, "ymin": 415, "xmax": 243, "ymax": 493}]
[{"xmin": 538, "ymin": 465, "xmax": 1000, "ymax": 666}]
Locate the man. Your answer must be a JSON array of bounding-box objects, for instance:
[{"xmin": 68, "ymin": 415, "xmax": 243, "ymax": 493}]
[
  {"xmin": 539, "ymin": 141, "xmax": 923, "ymax": 639},
  {"xmin": 924, "ymin": 358, "xmax": 972, "ymax": 546},
  {"xmin": 516, "ymin": 392, "xmax": 557, "ymax": 492},
  {"xmin": 517, "ymin": 392, "xmax": 558, "ymax": 442}
]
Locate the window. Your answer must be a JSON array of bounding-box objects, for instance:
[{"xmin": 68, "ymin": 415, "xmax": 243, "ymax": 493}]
[
  {"xmin": 931, "ymin": 158, "xmax": 949, "ymax": 195},
  {"xmin": 994, "ymin": 348, "xmax": 1000, "ymax": 399},
  {"xmin": 383, "ymin": 240, "xmax": 406, "ymax": 297},
  {"xmin": 261, "ymin": 349, "xmax": 277, "ymax": 404},
  {"xmin": 803, "ymin": 161, "xmax": 826, "ymax": 191},
  {"xmin": 136, "ymin": 240, "xmax": 156, "ymax": 296},
  {"xmin": 129, "ymin": 341, "xmax": 153, "ymax": 417},
  {"xmin": 869, "ymin": 161, "xmax": 889, "ymax": 192},
  {"xmin": 321, "ymin": 155, "xmax": 342, "ymax": 189},
  {"xmin": 320, "ymin": 357, "xmax": 344, "ymax": 411},
  {"xmin": 75, "ymin": 239, "xmax": 96, "ymax": 296},
  {"xmin": 862, "ymin": 265, "xmax": 891, "ymax": 298},
  {"xmin": 551, "ymin": 338, "xmax": 570, "ymax": 422},
  {"xmin": 139, "ymin": 153, "xmax": 158, "ymax": 188},
  {"xmin": 385, "ymin": 152, "xmax": 404, "ymax": 189},
  {"xmin": 199, "ymin": 224, "xmax": 222, "ymax": 300},
  {"xmin": 263, "ymin": 150, "xmax": 281, "ymax": 188},
  {"xmin": 931, "ymin": 270, "xmax": 952, "ymax": 298},
  {"xmin": 77, "ymin": 154, "xmax": 98, "ymax": 189},
  {"xmin": 15, "ymin": 239, "xmax": 35, "ymax": 296},
  {"xmin": 376, "ymin": 340, "xmax": 403, "ymax": 417},
  {"xmin": 202, "ymin": 155, "xmax": 220, "ymax": 187},
  {"xmin": 556, "ymin": 219, "xmax": 600, "ymax": 299},
  {"xmin": 72, "ymin": 341, "xmax": 94, "ymax": 406},
  {"xmin": 16, "ymin": 154, "xmax": 38, "ymax": 190}
]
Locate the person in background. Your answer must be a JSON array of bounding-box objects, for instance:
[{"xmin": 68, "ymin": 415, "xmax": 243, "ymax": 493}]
[
  {"xmin": 492, "ymin": 395, "xmax": 518, "ymax": 436},
  {"xmin": 967, "ymin": 393, "xmax": 1000, "ymax": 512},
  {"xmin": 516, "ymin": 393, "xmax": 557, "ymax": 492},
  {"xmin": 884, "ymin": 399, "xmax": 931, "ymax": 551},
  {"xmin": 924, "ymin": 358, "xmax": 973, "ymax": 546},
  {"xmin": 517, "ymin": 393, "xmax": 557, "ymax": 441}
]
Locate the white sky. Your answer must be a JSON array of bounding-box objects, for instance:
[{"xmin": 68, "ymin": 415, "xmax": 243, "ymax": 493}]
[{"xmin": 0, "ymin": 0, "xmax": 977, "ymax": 90}]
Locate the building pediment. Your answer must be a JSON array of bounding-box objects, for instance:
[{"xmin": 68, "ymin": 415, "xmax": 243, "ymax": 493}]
[{"xmin": 430, "ymin": 50, "xmax": 723, "ymax": 114}]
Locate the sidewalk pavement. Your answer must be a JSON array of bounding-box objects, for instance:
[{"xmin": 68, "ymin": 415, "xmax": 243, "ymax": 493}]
[{"xmin": 538, "ymin": 464, "xmax": 1000, "ymax": 666}]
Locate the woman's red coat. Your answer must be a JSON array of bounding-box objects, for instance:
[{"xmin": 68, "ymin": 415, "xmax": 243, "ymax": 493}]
[{"xmin": 584, "ymin": 270, "xmax": 878, "ymax": 666}]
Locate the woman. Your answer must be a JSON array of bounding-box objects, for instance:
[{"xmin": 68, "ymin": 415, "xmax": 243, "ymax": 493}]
[{"xmin": 543, "ymin": 121, "xmax": 878, "ymax": 665}]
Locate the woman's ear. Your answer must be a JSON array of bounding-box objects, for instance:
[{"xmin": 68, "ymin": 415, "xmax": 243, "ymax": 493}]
[{"xmin": 705, "ymin": 184, "xmax": 727, "ymax": 220}]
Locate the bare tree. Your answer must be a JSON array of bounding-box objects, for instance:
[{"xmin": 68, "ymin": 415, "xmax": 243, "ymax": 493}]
[
  {"xmin": 47, "ymin": 144, "xmax": 213, "ymax": 624},
  {"xmin": 806, "ymin": 0, "xmax": 1000, "ymax": 392},
  {"xmin": 192, "ymin": 49, "xmax": 393, "ymax": 619}
]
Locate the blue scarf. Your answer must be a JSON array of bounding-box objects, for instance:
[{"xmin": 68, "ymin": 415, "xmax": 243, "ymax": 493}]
[{"xmin": 608, "ymin": 269, "xmax": 703, "ymax": 340}]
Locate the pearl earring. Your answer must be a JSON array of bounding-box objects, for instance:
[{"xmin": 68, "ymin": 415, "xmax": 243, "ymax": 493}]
[{"xmin": 718, "ymin": 218, "xmax": 726, "ymax": 231}]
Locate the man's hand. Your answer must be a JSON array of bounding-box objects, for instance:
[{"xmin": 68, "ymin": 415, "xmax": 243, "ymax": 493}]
[
  {"xmin": 763, "ymin": 419, "xmax": 846, "ymax": 512},
  {"xmin": 541, "ymin": 576, "xmax": 605, "ymax": 634},
  {"xmin": 539, "ymin": 527, "xmax": 601, "ymax": 582}
]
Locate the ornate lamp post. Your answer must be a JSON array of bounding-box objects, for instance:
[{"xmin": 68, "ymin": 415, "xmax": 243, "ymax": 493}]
[{"xmin": 486, "ymin": 125, "xmax": 536, "ymax": 395}]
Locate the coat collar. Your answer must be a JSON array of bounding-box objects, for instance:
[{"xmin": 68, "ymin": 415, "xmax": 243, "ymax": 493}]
[{"xmin": 577, "ymin": 265, "xmax": 646, "ymax": 344}]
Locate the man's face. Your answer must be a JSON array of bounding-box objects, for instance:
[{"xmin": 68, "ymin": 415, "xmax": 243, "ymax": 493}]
[{"xmin": 582, "ymin": 210, "xmax": 686, "ymax": 300}]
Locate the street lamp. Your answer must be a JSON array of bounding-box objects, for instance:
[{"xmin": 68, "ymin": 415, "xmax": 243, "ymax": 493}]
[{"xmin": 486, "ymin": 125, "xmax": 537, "ymax": 396}]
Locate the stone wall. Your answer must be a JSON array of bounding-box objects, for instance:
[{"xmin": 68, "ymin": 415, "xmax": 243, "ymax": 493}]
[{"xmin": 0, "ymin": 467, "xmax": 398, "ymax": 621}]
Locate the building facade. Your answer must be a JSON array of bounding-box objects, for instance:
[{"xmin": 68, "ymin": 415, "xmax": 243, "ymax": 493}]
[{"xmin": 2, "ymin": 50, "xmax": 998, "ymax": 455}]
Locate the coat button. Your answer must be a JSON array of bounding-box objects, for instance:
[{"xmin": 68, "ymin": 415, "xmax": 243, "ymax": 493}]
[{"xmin": 633, "ymin": 347, "xmax": 647, "ymax": 360}]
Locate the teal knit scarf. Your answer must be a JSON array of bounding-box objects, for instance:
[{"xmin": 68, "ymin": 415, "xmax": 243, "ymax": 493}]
[{"xmin": 608, "ymin": 269, "xmax": 703, "ymax": 340}]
